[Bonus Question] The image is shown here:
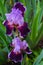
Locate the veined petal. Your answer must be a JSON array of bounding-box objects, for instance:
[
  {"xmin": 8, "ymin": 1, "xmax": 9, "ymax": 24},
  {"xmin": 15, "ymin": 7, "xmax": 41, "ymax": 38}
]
[
  {"xmin": 5, "ymin": 9, "xmax": 24, "ymax": 27},
  {"xmin": 5, "ymin": 13, "xmax": 14, "ymax": 25}
]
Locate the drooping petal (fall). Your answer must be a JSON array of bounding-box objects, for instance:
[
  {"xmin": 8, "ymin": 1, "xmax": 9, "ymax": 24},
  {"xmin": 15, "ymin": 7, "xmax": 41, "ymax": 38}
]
[
  {"xmin": 8, "ymin": 47, "xmax": 23, "ymax": 63},
  {"xmin": 18, "ymin": 22, "xmax": 30, "ymax": 37},
  {"xmin": 3, "ymin": 20, "xmax": 14, "ymax": 36}
]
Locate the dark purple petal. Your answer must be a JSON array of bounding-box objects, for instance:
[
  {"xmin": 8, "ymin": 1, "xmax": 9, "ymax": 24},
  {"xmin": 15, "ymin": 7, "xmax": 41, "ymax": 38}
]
[
  {"xmin": 3, "ymin": 20, "xmax": 13, "ymax": 36},
  {"xmin": 3, "ymin": 20, "xmax": 13, "ymax": 35},
  {"xmin": 13, "ymin": 2, "xmax": 26, "ymax": 16},
  {"xmin": 25, "ymin": 47, "xmax": 32, "ymax": 54},
  {"xmin": 8, "ymin": 51, "xmax": 23, "ymax": 63},
  {"xmin": 6, "ymin": 25, "xmax": 13, "ymax": 36},
  {"xmin": 18, "ymin": 22, "xmax": 30, "ymax": 37}
]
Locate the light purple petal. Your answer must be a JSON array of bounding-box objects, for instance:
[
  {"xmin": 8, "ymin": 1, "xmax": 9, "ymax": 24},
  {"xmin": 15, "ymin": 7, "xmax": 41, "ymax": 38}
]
[
  {"xmin": 22, "ymin": 40, "xmax": 32, "ymax": 54},
  {"xmin": 22, "ymin": 40, "xmax": 28, "ymax": 50},
  {"xmin": 11, "ymin": 37, "xmax": 22, "ymax": 47},
  {"xmin": 10, "ymin": 37, "xmax": 32, "ymax": 55},
  {"xmin": 5, "ymin": 9, "xmax": 24, "ymax": 27},
  {"xmin": 12, "ymin": 2, "xmax": 26, "ymax": 16}
]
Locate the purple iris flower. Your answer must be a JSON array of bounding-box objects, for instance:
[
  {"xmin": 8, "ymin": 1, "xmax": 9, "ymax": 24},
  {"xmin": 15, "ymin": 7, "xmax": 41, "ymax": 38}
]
[
  {"xmin": 8, "ymin": 37, "xmax": 32, "ymax": 63},
  {"xmin": 3, "ymin": 8, "xmax": 24, "ymax": 36},
  {"xmin": 3, "ymin": 2, "xmax": 30, "ymax": 37}
]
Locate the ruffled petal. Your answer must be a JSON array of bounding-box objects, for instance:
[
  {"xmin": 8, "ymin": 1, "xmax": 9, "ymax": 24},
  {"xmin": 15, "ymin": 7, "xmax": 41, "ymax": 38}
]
[
  {"xmin": 13, "ymin": 2, "xmax": 26, "ymax": 16},
  {"xmin": 8, "ymin": 50, "xmax": 23, "ymax": 63},
  {"xmin": 18, "ymin": 22, "xmax": 30, "ymax": 37}
]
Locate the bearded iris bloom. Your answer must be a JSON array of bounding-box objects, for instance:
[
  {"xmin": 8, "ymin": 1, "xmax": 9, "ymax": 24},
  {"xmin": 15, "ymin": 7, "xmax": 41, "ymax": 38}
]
[
  {"xmin": 3, "ymin": 8, "xmax": 24, "ymax": 36},
  {"xmin": 3, "ymin": 2, "xmax": 30, "ymax": 37},
  {"xmin": 8, "ymin": 37, "xmax": 32, "ymax": 63}
]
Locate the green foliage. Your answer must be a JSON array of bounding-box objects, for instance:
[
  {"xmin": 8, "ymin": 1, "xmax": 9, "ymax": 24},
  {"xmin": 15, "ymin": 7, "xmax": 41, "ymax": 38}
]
[
  {"xmin": 30, "ymin": 2, "xmax": 43, "ymax": 48},
  {"xmin": 33, "ymin": 49, "xmax": 43, "ymax": 65}
]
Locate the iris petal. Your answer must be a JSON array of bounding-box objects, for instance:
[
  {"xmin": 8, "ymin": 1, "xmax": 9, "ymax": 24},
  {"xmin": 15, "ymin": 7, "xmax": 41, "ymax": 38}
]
[
  {"xmin": 3, "ymin": 20, "xmax": 14, "ymax": 36},
  {"xmin": 5, "ymin": 9, "xmax": 24, "ymax": 27},
  {"xmin": 18, "ymin": 22, "xmax": 30, "ymax": 37},
  {"xmin": 8, "ymin": 51, "xmax": 23, "ymax": 63},
  {"xmin": 25, "ymin": 47, "xmax": 32, "ymax": 54},
  {"xmin": 13, "ymin": 2, "xmax": 26, "ymax": 16},
  {"xmin": 6, "ymin": 25, "xmax": 13, "ymax": 36}
]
